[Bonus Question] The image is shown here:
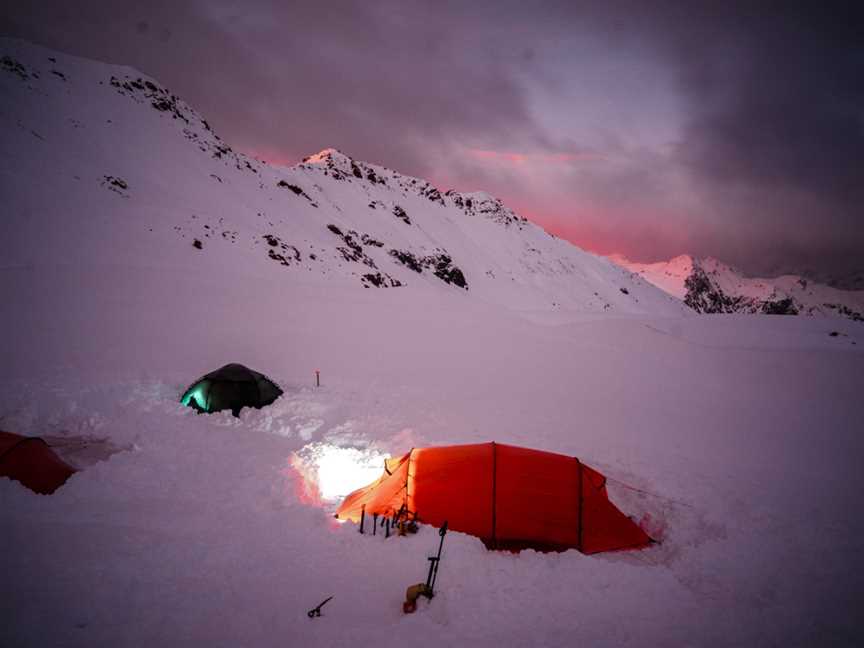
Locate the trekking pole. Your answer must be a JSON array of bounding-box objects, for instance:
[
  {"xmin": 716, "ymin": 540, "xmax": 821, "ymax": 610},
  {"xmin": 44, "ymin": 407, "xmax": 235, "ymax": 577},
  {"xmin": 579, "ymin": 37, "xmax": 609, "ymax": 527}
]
[
  {"xmin": 359, "ymin": 504, "xmax": 365, "ymax": 534},
  {"xmin": 373, "ymin": 513, "xmax": 378, "ymax": 536}
]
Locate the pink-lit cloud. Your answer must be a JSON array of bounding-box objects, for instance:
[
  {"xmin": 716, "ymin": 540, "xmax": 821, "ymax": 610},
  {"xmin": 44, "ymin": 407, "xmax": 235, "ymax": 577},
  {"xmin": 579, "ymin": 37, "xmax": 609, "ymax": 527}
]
[{"xmin": 466, "ymin": 148, "xmax": 603, "ymax": 165}]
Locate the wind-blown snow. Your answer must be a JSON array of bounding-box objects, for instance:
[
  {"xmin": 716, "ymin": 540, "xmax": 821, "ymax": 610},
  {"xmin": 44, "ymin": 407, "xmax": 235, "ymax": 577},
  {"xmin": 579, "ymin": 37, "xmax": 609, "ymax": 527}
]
[{"xmin": 2, "ymin": 39, "xmax": 863, "ymax": 648}]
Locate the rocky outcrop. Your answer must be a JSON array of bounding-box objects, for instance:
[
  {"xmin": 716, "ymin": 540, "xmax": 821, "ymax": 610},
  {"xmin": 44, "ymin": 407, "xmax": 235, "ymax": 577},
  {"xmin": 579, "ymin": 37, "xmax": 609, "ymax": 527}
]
[
  {"xmin": 684, "ymin": 265, "xmax": 801, "ymax": 315},
  {"xmin": 388, "ymin": 248, "xmax": 468, "ymax": 290},
  {"xmin": 683, "ymin": 266, "xmax": 749, "ymax": 313}
]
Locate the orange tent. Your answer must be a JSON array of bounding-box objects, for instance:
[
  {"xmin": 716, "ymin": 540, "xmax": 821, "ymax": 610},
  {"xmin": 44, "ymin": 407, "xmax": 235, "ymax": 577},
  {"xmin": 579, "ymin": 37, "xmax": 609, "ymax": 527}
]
[
  {"xmin": 336, "ymin": 442, "xmax": 650, "ymax": 554},
  {"xmin": 0, "ymin": 431, "xmax": 77, "ymax": 495}
]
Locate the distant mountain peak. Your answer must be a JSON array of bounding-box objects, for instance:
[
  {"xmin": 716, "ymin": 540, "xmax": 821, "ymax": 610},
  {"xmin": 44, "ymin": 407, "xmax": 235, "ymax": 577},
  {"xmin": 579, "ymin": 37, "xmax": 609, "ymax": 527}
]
[
  {"xmin": 611, "ymin": 253, "xmax": 864, "ymax": 321},
  {"xmin": 302, "ymin": 148, "xmax": 350, "ymax": 165},
  {"xmin": 298, "ymin": 147, "xmax": 396, "ymax": 186}
]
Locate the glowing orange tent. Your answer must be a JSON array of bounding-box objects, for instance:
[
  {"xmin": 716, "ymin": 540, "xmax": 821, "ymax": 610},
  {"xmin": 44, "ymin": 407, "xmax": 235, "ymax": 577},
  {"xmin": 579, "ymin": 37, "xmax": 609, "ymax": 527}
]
[
  {"xmin": 336, "ymin": 442, "xmax": 651, "ymax": 554},
  {"xmin": 0, "ymin": 431, "xmax": 77, "ymax": 495}
]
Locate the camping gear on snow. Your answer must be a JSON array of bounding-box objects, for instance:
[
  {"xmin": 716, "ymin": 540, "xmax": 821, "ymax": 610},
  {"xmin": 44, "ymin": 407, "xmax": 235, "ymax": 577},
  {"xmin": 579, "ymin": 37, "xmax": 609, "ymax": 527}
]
[
  {"xmin": 403, "ymin": 584, "xmax": 431, "ymax": 614},
  {"xmin": 396, "ymin": 506, "xmax": 419, "ymax": 535},
  {"xmin": 336, "ymin": 442, "xmax": 651, "ymax": 554},
  {"xmin": 180, "ymin": 363, "xmax": 283, "ymax": 416},
  {"xmin": 307, "ymin": 596, "xmax": 333, "ymax": 618},
  {"xmin": 356, "ymin": 503, "xmax": 419, "ymax": 538},
  {"xmin": 0, "ymin": 431, "xmax": 77, "ymax": 494},
  {"xmin": 403, "ymin": 522, "xmax": 448, "ymax": 614}
]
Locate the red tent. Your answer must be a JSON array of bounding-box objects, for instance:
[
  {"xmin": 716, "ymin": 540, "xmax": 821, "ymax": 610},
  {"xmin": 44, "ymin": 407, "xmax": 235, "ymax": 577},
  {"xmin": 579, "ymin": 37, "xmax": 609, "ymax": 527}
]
[
  {"xmin": 336, "ymin": 442, "xmax": 650, "ymax": 554},
  {"xmin": 0, "ymin": 431, "xmax": 77, "ymax": 494}
]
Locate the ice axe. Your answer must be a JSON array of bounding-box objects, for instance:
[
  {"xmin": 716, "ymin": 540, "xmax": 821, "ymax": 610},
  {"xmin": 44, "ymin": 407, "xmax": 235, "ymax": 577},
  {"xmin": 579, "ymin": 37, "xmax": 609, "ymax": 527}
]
[
  {"xmin": 403, "ymin": 521, "xmax": 448, "ymax": 613},
  {"xmin": 307, "ymin": 596, "xmax": 333, "ymax": 618}
]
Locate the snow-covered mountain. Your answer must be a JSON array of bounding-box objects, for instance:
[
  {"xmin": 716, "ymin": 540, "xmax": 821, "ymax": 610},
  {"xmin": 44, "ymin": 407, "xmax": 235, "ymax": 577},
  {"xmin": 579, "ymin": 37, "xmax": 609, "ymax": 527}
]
[
  {"xmin": 610, "ymin": 254, "xmax": 864, "ymax": 321},
  {"xmin": 0, "ymin": 38, "xmax": 685, "ymax": 323}
]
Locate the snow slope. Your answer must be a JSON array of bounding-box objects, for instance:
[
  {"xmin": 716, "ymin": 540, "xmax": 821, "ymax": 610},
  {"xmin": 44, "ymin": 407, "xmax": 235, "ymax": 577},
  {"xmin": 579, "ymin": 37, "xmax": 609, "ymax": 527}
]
[
  {"xmin": 2, "ymin": 39, "xmax": 864, "ymax": 648},
  {"xmin": 611, "ymin": 254, "xmax": 864, "ymax": 320},
  {"xmin": 0, "ymin": 39, "xmax": 685, "ymax": 327}
]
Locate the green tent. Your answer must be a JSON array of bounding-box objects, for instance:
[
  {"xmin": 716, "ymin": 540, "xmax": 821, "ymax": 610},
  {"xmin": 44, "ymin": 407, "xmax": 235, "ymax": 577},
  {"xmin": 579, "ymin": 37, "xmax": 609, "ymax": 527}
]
[{"xmin": 181, "ymin": 363, "xmax": 283, "ymax": 416}]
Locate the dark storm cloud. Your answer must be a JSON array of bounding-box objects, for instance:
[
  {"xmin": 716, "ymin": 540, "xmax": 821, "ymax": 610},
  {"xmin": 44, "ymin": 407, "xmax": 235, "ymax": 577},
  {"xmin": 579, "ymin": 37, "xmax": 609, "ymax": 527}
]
[
  {"xmin": 636, "ymin": 1, "xmax": 864, "ymax": 275},
  {"xmin": 0, "ymin": 0, "xmax": 548, "ymax": 180},
  {"xmin": 2, "ymin": 1, "xmax": 861, "ymax": 276}
]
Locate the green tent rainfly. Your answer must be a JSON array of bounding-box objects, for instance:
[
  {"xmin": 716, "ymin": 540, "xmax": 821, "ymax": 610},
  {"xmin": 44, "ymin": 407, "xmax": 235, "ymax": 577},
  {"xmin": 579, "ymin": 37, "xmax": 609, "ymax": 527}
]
[{"xmin": 181, "ymin": 363, "xmax": 283, "ymax": 416}]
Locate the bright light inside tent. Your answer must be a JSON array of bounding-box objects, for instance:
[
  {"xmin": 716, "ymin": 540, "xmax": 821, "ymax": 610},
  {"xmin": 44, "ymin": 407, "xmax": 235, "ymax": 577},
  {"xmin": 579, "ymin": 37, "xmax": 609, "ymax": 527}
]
[
  {"xmin": 181, "ymin": 387, "xmax": 208, "ymax": 411},
  {"xmin": 317, "ymin": 447, "xmax": 386, "ymax": 500},
  {"xmin": 292, "ymin": 443, "xmax": 389, "ymax": 504}
]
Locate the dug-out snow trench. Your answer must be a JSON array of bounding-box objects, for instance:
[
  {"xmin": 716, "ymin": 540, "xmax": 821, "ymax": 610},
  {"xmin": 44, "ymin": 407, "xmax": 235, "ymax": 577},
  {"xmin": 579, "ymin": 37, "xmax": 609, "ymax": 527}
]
[
  {"xmin": 1, "ymin": 373, "xmax": 694, "ymax": 566},
  {"xmin": 288, "ymin": 436, "xmax": 700, "ymax": 567}
]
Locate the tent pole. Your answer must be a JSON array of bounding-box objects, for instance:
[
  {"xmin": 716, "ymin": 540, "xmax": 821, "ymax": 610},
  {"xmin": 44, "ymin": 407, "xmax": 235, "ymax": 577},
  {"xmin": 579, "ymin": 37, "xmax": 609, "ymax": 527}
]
[
  {"xmin": 576, "ymin": 458, "xmax": 583, "ymax": 552},
  {"xmin": 404, "ymin": 449, "xmax": 413, "ymax": 514},
  {"xmin": 491, "ymin": 441, "xmax": 497, "ymax": 549}
]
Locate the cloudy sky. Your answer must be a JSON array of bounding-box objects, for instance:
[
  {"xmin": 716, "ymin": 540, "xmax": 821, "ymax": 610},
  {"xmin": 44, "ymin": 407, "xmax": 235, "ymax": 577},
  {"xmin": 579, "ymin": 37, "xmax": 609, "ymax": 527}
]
[{"xmin": 3, "ymin": 1, "xmax": 861, "ymax": 276}]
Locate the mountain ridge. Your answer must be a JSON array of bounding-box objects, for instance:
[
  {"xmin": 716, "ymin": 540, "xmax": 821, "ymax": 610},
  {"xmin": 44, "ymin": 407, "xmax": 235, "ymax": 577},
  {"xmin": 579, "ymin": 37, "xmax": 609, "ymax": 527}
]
[{"xmin": 1, "ymin": 37, "xmax": 686, "ymax": 321}]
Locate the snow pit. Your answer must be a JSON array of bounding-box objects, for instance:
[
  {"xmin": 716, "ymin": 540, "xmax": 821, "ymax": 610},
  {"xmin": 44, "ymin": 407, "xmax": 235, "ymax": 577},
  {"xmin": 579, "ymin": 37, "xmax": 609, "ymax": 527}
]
[{"xmin": 291, "ymin": 442, "xmax": 388, "ymax": 507}]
